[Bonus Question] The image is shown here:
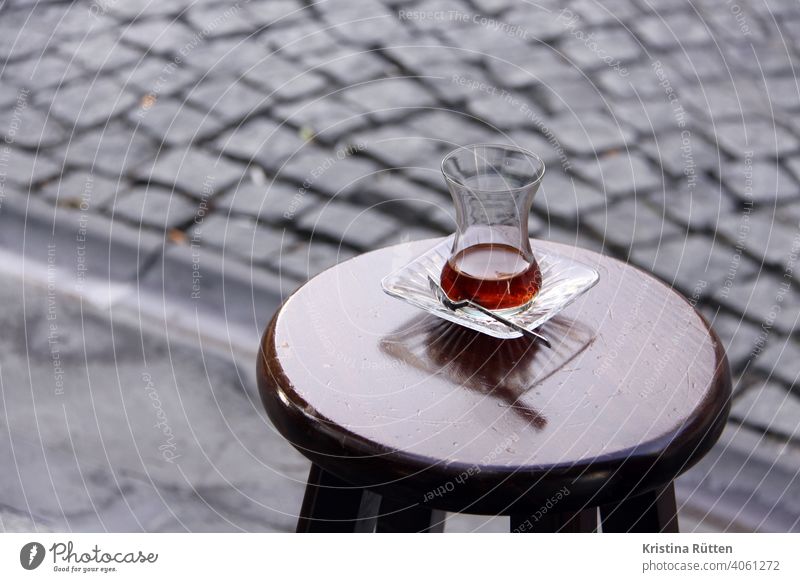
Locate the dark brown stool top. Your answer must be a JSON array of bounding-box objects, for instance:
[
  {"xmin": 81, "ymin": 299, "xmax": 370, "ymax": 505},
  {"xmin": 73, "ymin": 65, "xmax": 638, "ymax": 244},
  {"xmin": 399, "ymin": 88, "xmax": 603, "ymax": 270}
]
[{"xmin": 258, "ymin": 239, "xmax": 731, "ymax": 517}]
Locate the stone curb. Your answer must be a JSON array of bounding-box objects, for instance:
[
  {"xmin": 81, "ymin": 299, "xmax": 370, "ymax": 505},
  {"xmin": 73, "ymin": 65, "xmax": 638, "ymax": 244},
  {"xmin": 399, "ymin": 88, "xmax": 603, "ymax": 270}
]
[{"xmin": 0, "ymin": 190, "xmax": 291, "ymax": 336}]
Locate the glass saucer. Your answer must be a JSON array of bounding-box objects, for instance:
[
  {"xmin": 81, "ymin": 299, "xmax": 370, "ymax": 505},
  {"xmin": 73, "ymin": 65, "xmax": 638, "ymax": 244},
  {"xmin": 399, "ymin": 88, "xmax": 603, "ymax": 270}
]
[{"xmin": 381, "ymin": 236, "xmax": 600, "ymax": 339}]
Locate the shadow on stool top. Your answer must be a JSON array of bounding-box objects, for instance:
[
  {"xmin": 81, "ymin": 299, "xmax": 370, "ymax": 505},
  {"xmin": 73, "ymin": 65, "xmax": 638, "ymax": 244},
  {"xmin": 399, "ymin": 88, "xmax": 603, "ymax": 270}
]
[{"xmin": 258, "ymin": 239, "xmax": 731, "ymax": 514}]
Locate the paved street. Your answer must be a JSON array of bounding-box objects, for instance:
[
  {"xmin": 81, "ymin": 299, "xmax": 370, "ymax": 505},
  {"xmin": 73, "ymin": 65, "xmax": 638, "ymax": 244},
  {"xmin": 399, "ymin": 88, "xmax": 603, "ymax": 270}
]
[{"xmin": 1, "ymin": 0, "xmax": 799, "ymax": 531}]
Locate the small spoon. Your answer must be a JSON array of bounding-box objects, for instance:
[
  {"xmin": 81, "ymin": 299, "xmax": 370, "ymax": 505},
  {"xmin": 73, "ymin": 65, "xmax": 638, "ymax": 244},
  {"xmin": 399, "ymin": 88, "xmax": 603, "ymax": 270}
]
[{"xmin": 427, "ymin": 276, "xmax": 552, "ymax": 348}]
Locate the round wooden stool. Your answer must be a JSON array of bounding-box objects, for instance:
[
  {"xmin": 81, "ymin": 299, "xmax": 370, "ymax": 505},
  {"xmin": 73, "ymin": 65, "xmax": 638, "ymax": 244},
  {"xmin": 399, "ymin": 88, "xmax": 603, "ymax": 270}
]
[{"xmin": 257, "ymin": 240, "xmax": 731, "ymax": 533}]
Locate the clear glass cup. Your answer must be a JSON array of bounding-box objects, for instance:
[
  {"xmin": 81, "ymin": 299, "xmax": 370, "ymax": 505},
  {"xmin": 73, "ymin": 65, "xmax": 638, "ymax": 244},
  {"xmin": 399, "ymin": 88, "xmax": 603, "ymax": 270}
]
[{"xmin": 439, "ymin": 144, "xmax": 546, "ymax": 313}]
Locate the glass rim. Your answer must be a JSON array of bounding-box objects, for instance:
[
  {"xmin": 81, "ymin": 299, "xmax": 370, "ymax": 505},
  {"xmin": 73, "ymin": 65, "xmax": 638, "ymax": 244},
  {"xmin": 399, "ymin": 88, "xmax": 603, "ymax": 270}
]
[{"xmin": 440, "ymin": 143, "xmax": 546, "ymax": 193}]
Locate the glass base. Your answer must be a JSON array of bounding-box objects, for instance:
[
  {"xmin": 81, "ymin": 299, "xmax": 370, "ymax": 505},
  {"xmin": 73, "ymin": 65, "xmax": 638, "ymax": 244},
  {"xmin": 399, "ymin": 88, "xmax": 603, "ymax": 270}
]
[{"xmin": 456, "ymin": 297, "xmax": 535, "ymax": 319}]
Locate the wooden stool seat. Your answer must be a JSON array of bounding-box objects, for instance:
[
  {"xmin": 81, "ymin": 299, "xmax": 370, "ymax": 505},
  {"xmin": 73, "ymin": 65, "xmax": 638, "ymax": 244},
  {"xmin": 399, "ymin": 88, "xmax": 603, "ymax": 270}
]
[{"xmin": 257, "ymin": 240, "xmax": 731, "ymax": 532}]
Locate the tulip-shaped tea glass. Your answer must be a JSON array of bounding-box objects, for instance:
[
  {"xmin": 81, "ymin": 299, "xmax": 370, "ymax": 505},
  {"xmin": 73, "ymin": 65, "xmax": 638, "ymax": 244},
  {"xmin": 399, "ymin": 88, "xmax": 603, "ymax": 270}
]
[{"xmin": 440, "ymin": 144, "xmax": 545, "ymax": 313}]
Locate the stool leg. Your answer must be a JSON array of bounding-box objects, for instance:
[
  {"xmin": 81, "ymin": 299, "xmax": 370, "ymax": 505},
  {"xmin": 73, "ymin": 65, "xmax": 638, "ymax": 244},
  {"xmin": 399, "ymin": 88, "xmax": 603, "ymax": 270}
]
[
  {"xmin": 511, "ymin": 508, "xmax": 597, "ymax": 533},
  {"xmin": 296, "ymin": 464, "xmax": 380, "ymax": 533},
  {"xmin": 376, "ymin": 496, "xmax": 446, "ymax": 533},
  {"xmin": 600, "ymin": 483, "xmax": 679, "ymax": 533}
]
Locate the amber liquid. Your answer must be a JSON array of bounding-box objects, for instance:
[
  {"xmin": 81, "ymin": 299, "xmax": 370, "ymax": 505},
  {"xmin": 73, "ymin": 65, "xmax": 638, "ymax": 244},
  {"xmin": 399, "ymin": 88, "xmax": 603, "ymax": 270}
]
[{"xmin": 440, "ymin": 243, "xmax": 542, "ymax": 310}]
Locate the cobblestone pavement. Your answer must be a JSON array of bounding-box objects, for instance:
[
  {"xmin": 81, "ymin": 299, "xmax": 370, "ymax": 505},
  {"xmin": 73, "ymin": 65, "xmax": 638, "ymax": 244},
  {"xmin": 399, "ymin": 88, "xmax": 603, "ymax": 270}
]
[{"xmin": 1, "ymin": 0, "xmax": 799, "ymax": 531}]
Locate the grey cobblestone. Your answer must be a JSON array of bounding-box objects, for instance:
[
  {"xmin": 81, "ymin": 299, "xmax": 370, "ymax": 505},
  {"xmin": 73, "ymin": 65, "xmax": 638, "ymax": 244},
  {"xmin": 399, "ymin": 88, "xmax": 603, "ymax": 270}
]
[
  {"xmin": 467, "ymin": 90, "xmax": 541, "ymax": 130},
  {"xmin": 277, "ymin": 241, "xmax": 359, "ymax": 280},
  {"xmin": 504, "ymin": 5, "xmax": 573, "ymax": 44},
  {"xmin": 440, "ymin": 16, "xmax": 530, "ymax": 57},
  {"xmin": 416, "ymin": 60, "xmax": 495, "ymax": 106},
  {"xmin": 773, "ymin": 199, "xmax": 800, "ymax": 228},
  {"xmin": 719, "ymin": 160, "xmax": 800, "ymax": 205},
  {"xmin": 190, "ymin": 214, "xmax": 298, "ymax": 264},
  {"xmin": 43, "ymin": 77, "xmax": 138, "ymax": 130},
  {"xmin": 141, "ymin": 241, "xmax": 296, "ymax": 328},
  {"xmin": 749, "ymin": 0, "xmax": 800, "ymax": 19},
  {"xmin": 107, "ymin": 0, "xmax": 195, "ymax": 20},
  {"xmin": 60, "ymin": 120, "xmax": 159, "ymax": 178},
  {"xmin": 709, "ymin": 313, "xmax": 765, "ymax": 372},
  {"xmin": 763, "ymin": 76, "xmax": 800, "ymax": 113},
  {"xmin": 569, "ymin": 0, "xmax": 641, "ymax": 25},
  {"xmin": 119, "ymin": 57, "xmax": 201, "ymax": 97},
  {"xmin": 139, "ymin": 147, "xmax": 248, "ymax": 198},
  {"xmin": 354, "ymin": 125, "xmax": 445, "ymax": 168},
  {"xmin": 714, "ymin": 120, "xmax": 800, "ymax": 160},
  {"xmin": 755, "ymin": 338, "xmax": 800, "ymax": 388},
  {"xmin": 684, "ymin": 80, "xmax": 767, "ymax": 122},
  {"xmin": 131, "ymin": 98, "xmax": 226, "ymax": 146},
  {"xmin": 407, "ymin": 110, "xmax": 496, "ymax": 148},
  {"xmin": 596, "ymin": 62, "xmax": 675, "ymax": 100},
  {"xmin": 426, "ymin": 204, "xmax": 459, "ymax": 233},
  {"xmin": 215, "ymin": 180, "xmax": 315, "ymax": 224},
  {"xmin": 274, "ymin": 97, "xmax": 369, "ymax": 143},
  {"xmin": 344, "ymin": 77, "xmax": 438, "ymax": 123},
  {"xmin": 506, "ymin": 129, "xmax": 569, "ymax": 170},
  {"xmin": 717, "ymin": 208, "xmax": 800, "ymax": 269},
  {"xmin": 300, "ymin": 47, "xmax": 392, "ymax": 87},
  {"xmin": 396, "ymin": 1, "xmax": 469, "ymax": 34},
  {"xmin": 732, "ymin": 381, "xmax": 800, "ymax": 438},
  {"xmin": 112, "ymin": 185, "xmax": 199, "ymax": 230},
  {"xmin": 2, "ymin": 2, "xmax": 110, "ymax": 41},
  {"xmin": 240, "ymin": 0, "xmax": 305, "ymax": 28},
  {"xmin": 561, "ymin": 28, "xmax": 642, "ymax": 72},
  {"xmin": 572, "ymin": 152, "xmax": 664, "ymax": 197},
  {"xmin": 485, "ymin": 48, "xmax": 576, "ymax": 89},
  {"xmin": 120, "ymin": 18, "xmax": 200, "ymax": 57},
  {"xmin": 534, "ymin": 171, "xmax": 607, "ymax": 222},
  {"xmin": 786, "ymin": 156, "xmax": 800, "ymax": 184},
  {"xmin": 357, "ymin": 172, "xmax": 447, "ymax": 210},
  {"xmin": 279, "ymin": 147, "xmax": 382, "ymax": 199},
  {"xmin": 469, "ymin": 0, "xmax": 514, "ymax": 14},
  {"xmin": 781, "ymin": 19, "xmax": 800, "ymax": 49},
  {"xmin": 184, "ymin": 4, "xmax": 259, "ymax": 38},
  {"xmin": 317, "ymin": 1, "xmax": 412, "ymax": 47},
  {"xmin": 403, "ymin": 164, "xmax": 452, "ymax": 193},
  {"xmin": 0, "ymin": 106, "xmax": 69, "ymax": 149},
  {"xmin": 663, "ymin": 46, "xmax": 731, "ymax": 83},
  {"xmin": 630, "ymin": 234, "xmax": 753, "ymax": 297},
  {"xmin": 241, "ymin": 56, "xmax": 328, "ymax": 102},
  {"xmin": 534, "ymin": 79, "xmax": 609, "ymax": 114},
  {"xmin": 714, "ymin": 273, "xmax": 800, "ymax": 337},
  {"xmin": 379, "ymin": 37, "xmax": 463, "ymax": 74},
  {"xmin": 59, "ymin": 33, "xmax": 142, "ymax": 72},
  {"xmin": 213, "ymin": 117, "xmax": 306, "ymax": 170},
  {"xmin": 547, "ymin": 112, "xmax": 634, "ymax": 156},
  {"xmin": 538, "ymin": 220, "xmax": 604, "ymax": 254},
  {"xmin": 179, "ymin": 36, "xmax": 265, "ymax": 76},
  {"xmin": 0, "ymin": 83, "xmax": 23, "ymax": 108},
  {"xmin": 4, "ymin": 148, "xmax": 63, "ymax": 187},
  {"xmin": 297, "ymin": 201, "xmax": 400, "ymax": 249},
  {"xmin": 0, "ymin": 191, "xmax": 164, "ymax": 284},
  {"xmin": 640, "ymin": 130, "xmax": 719, "ymax": 179},
  {"xmin": 701, "ymin": 6, "xmax": 764, "ymax": 42},
  {"xmin": 184, "ymin": 76, "xmax": 267, "ymax": 123},
  {"xmin": 264, "ymin": 22, "xmax": 343, "ymax": 58},
  {"xmin": 634, "ymin": 12, "xmax": 712, "ymax": 50},
  {"xmin": 1, "ymin": 0, "xmax": 800, "ymax": 532},
  {"xmin": 581, "ymin": 194, "xmax": 683, "ymax": 249},
  {"xmin": 723, "ymin": 41, "xmax": 796, "ymax": 77},
  {"xmin": 648, "ymin": 175, "xmax": 736, "ymax": 233},
  {"xmin": 39, "ymin": 171, "xmax": 122, "ymax": 209},
  {"xmin": 2, "ymin": 51, "xmax": 87, "ymax": 90},
  {"xmin": 612, "ymin": 98, "xmax": 696, "ymax": 134},
  {"xmin": 0, "ymin": 24, "xmax": 49, "ymax": 61}
]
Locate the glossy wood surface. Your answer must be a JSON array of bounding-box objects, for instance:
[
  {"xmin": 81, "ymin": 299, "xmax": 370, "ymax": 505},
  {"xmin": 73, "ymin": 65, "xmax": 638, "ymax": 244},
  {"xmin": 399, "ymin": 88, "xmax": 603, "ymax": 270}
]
[{"xmin": 258, "ymin": 240, "xmax": 731, "ymax": 514}]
